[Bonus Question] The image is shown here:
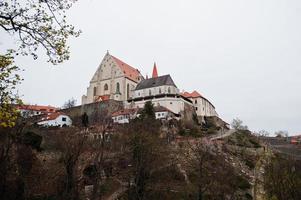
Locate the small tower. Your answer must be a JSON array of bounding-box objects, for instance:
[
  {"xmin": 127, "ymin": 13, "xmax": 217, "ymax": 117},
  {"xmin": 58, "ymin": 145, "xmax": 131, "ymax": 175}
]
[{"xmin": 152, "ymin": 62, "xmax": 158, "ymax": 78}]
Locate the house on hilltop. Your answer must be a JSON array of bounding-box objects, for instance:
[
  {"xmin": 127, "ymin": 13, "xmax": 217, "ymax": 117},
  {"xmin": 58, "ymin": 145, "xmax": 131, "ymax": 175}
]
[
  {"xmin": 17, "ymin": 104, "xmax": 57, "ymax": 118},
  {"xmin": 126, "ymin": 64, "xmax": 193, "ymax": 115},
  {"xmin": 181, "ymin": 91, "xmax": 218, "ymax": 118},
  {"xmin": 37, "ymin": 112, "xmax": 72, "ymax": 127},
  {"xmin": 112, "ymin": 106, "xmax": 176, "ymax": 124}
]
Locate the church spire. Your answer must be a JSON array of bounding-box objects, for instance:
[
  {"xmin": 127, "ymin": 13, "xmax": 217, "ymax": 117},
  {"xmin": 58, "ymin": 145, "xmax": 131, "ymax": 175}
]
[{"xmin": 152, "ymin": 62, "xmax": 158, "ymax": 78}]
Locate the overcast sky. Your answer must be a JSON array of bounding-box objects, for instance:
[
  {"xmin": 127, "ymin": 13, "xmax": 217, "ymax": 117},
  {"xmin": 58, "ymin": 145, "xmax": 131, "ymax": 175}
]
[{"xmin": 1, "ymin": 0, "xmax": 301, "ymax": 135}]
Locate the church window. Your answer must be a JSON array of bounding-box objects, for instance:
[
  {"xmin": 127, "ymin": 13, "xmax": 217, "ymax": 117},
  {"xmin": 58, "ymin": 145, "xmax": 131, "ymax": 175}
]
[
  {"xmin": 116, "ymin": 82, "xmax": 120, "ymax": 93},
  {"xmin": 104, "ymin": 84, "xmax": 108, "ymax": 91},
  {"xmin": 93, "ymin": 87, "xmax": 97, "ymax": 96},
  {"xmin": 127, "ymin": 84, "xmax": 130, "ymax": 99}
]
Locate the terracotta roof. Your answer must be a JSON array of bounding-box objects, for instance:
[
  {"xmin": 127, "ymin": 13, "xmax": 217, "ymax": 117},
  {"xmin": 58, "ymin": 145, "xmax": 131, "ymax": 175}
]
[
  {"xmin": 17, "ymin": 105, "xmax": 57, "ymax": 112},
  {"xmin": 153, "ymin": 106, "xmax": 174, "ymax": 114},
  {"xmin": 181, "ymin": 92, "xmax": 192, "ymax": 98},
  {"xmin": 38, "ymin": 112, "xmax": 66, "ymax": 122},
  {"xmin": 181, "ymin": 91, "xmax": 203, "ymax": 98},
  {"xmin": 111, "ymin": 55, "xmax": 141, "ymax": 83},
  {"xmin": 112, "ymin": 108, "xmax": 139, "ymax": 117},
  {"xmin": 94, "ymin": 95, "xmax": 110, "ymax": 102}
]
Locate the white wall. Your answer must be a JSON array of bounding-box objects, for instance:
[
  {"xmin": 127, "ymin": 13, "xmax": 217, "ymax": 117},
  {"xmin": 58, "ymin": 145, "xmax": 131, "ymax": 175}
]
[
  {"xmin": 38, "ymin": 115, "xmax": 72, "ymax": 127},
  {"xmin": 128, "ymin": 97, "xmax": 190, "ymax": 114},
  {"xmin": 134, "ymin": 85, "xmax": 179, "ymax": 98},
  {"xmin": 191, "ymin": 97, "xmax": 218, "ymax": 117}
]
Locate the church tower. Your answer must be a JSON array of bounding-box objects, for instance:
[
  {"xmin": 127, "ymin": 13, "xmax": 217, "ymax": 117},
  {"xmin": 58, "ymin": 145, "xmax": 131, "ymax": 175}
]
[{"xmin": 152, "ymin": 62, "xmax": 158, "ymax": 78}]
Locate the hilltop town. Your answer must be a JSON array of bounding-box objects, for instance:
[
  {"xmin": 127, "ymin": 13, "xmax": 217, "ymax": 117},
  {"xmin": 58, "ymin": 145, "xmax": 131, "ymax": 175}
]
[
  {"xmin": 1, "ymin": 53, "xmax": 299, "ymax": 200},
  {"xmin": 1, "ymin": 1, "xmax": 301, "ymax": 200}
]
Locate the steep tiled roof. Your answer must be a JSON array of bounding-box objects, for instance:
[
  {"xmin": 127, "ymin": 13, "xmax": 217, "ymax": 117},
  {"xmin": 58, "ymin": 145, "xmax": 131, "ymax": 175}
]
[
  {"xmin": 135, "ymin": 75, "xmax": 177, "ymax": 90},
  {"xmin": 38, "ymin": 112, "xmax": 65, "ymax": 122},
  {"xmin": 111, "ymin": 55, "xmax": 141, "ymax": 83},
  {"xmin": 94, "ymin": 95, "xmax": 110, "ymax": 102},
  {"xmin": 181, "ymin": 91, "xmax": 203, "ymax": 98},
  {"xmin": 153, "ymin": 106, "xmax": 174, "ymax": 114},
  {"xmin": 112, "ymin": 108, "xmax": 139, "ymax": 117},
  {"xmin": 17, "ymin": 105, "xmax": 57, "ymax": 112}
]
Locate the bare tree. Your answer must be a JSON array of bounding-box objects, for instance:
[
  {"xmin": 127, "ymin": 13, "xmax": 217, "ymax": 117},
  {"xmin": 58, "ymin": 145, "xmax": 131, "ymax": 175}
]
[
  {"xmin": 275, "ymin": 130, "xmax": 289, "ymax": 138},
  {"xmin": 62, "ymin": 98, "xmax": 77, "ymax": 109},
  {"xmin": 54, "ymin": 128, "xmax": 86, "ymax": 200},
  {"xmin": 0, "ymin": 0, "xmax": 81, "ymax": 64},
  {"xmin": 231, "ymin": 118, "xmax": 248, "ymax": 130}
]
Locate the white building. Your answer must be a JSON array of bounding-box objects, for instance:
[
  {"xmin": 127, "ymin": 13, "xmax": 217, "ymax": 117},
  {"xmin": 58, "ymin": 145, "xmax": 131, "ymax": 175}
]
[
  {"xmin": 181, "ymin": 91, "xmax": 218, "ymax": 117},
  {"xmin": 37, "ymin": 112, "xmax": 72, "ymax": 127},
  {"xmin": 112, "ymin": 108, "xmax": 139, "ymax": 124},
  {"xmin": 112, "ymin": 106, "xmax": 176, "ymax": 124},
  {"xmin": 17, "ymin": 105, "xmax": 57, "ymax": 118},
  {"xmin": 82, "ymin": 52, "xmax": 144, "ymax": 104},
  {"xmin": 127, "ymin": 71, "xmax": 193, "ymax": 115}
]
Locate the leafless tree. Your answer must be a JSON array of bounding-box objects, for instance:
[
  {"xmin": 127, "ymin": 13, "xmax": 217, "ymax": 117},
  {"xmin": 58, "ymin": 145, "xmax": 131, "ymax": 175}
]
[{"xmin": 54, "ymin": 128, "xmax": 87, "ymax": 200}]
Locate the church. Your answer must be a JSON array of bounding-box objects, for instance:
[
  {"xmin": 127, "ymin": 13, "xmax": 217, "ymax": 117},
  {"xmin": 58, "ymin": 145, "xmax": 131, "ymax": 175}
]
[
  {"xmin": 82, "ymin": 52, "xmax": 218, "ymax": 118},
  {"xmin": 81, "ymin": 52, "xmax": 144, "ymax": 104}
]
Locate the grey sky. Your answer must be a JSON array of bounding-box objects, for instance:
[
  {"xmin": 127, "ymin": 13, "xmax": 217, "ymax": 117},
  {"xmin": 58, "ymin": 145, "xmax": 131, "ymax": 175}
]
[{"xmin": 1, "ymin": 0, "xmax": 301, "ymax": 135}]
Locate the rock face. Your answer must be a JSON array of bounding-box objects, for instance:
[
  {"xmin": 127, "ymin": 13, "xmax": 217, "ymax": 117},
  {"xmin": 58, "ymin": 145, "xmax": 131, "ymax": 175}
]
[{"xmin": 181, "ymin": 102, "xmax": 196, "ymax": 123}]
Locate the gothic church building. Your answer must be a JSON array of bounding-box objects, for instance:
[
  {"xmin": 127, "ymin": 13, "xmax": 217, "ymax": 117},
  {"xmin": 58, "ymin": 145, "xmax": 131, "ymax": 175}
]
[{"xmin": 82, "ymin": 52, "xmax": 144, "ymax": 104}]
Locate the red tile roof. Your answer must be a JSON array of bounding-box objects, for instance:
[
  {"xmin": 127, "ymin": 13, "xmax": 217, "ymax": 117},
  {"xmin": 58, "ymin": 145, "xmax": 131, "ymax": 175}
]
[
  {"xmin": 38, "ymin": 112, "xmax": 66, "ymax": 122},
  {"xmin": 112, "ymin": 108, "xmax": 139, "ymax": 117},
  {"xmin": 94, "ymin": 95, "xmax": 110, "ymax": 102},
  {"xmin": 17, "ymin": 105, "xmax": 57, "ymax": 112},
  {"xmin": 111, "ymin": 55, "xmax": 141, "ymax": 83},
  {"xmin": 181, "ymin": 91, "xmax": 203, "ymax": 98}
]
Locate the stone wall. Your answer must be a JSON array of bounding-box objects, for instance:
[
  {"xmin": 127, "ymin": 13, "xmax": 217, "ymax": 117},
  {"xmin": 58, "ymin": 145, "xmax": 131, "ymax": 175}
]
[{"xmin": 60, "ymin": 100, "xmax": 123, "ymax": 125}]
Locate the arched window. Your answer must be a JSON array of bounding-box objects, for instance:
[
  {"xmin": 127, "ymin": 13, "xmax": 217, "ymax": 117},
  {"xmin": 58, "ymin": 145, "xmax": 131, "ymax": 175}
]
[
  {"xmin": 116, "ymin": 82, "xmax": 120, "ymax": 93},
  {"xmin": 93, "ymin": 87, "xmax": 97, "ymax": 96},
  {"xmin": 127, "ymin": 83, "xmax": 130, "ymax": 99},
  {"xmin": 168, "ymin": 87, "xmax": 171, "ymax": 94},
  {"xmin": 104, "ymin": 84, "xmax": 108, "ymax": 91}
]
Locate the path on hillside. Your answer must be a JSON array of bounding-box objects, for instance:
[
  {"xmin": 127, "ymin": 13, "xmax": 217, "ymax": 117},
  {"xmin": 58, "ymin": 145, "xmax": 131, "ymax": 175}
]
[
  {"xmin": 106, "ymin": 178, "xmax": 127, "ymax": 200},
  {"xmin": 209, "ymin": 129, "xmax": 236, "ymax": 141}
]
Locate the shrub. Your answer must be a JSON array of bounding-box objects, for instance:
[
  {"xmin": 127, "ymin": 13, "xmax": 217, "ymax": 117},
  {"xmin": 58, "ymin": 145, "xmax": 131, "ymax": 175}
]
[{"xmin": 21, "ymin": 131, "xmax": 43, "ymax": 151}]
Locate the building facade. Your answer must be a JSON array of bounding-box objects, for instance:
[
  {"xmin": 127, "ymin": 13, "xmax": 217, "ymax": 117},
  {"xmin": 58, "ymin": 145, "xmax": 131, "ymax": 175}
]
[
  {"xmin": 127, "ymin": 73, "xmax": 193, "ymax": 115},
  {"xmin": 182, "ymin": 91, "xmax": 218, "ymax": 117},
  {"xmin": 37, "ymin": 112, "xmax": 72, "ymax": 127},
  {"xmin": 82, "ymin": 52, "xmax": 144, "ymax": 104},
  {"xmin": 82, "ymin": 52, "xmax": 218, "ymax": 121}
]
